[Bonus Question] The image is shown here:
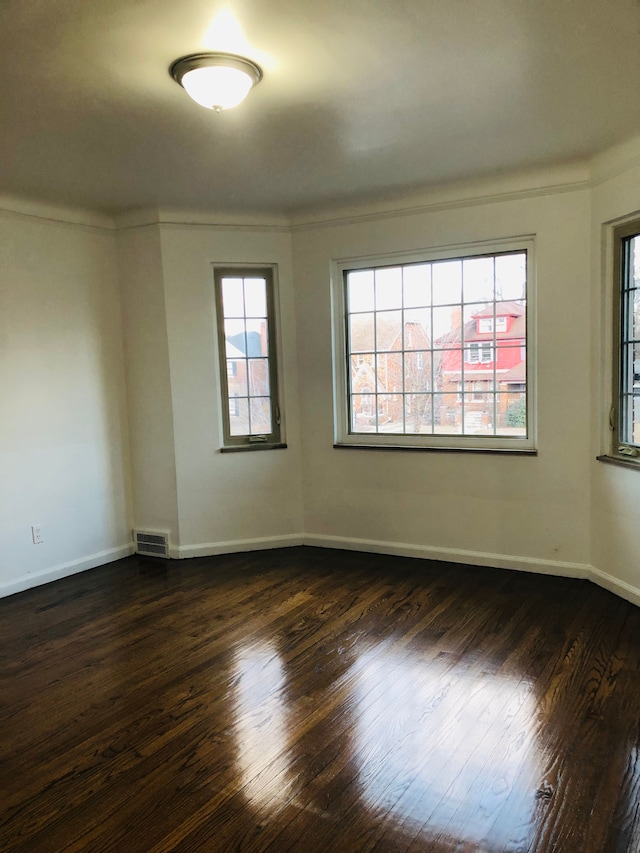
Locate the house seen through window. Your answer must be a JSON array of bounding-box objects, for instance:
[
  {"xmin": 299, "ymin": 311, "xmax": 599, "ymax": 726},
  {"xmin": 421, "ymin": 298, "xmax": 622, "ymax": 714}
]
[{"xmin": 333, "ymin": 242, "xmax": 534, "ymax": 451}]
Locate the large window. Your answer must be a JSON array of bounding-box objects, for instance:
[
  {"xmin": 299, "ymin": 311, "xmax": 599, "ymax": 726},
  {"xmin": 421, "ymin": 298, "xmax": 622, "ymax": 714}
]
[
  {"xmin": 332, "ymin": 240, "xmax": 535, "ymax": 451},
  {"xmin": 611, "ymin": 222, "xmax": 640, "ymax": 462},
  {"xmin": 214, "ymin": 266, "xmax": 283, "ymax": 450}
]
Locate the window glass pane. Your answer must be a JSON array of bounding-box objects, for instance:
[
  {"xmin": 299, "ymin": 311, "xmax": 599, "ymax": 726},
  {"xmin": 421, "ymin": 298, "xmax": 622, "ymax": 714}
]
[
  {"xmin": 634, "ymin": 395, "xmax": 640, "ymax": 446},
  {"xmin": 495, "ymin": 253, "xmax": 526, "ymax": 300},
  {"xmin": 244, "ymin": 278, "xmax": 267, "ymax": 318},
  {"xmin": 404, "ymin": 352, "xmax": 430, "ymax": 392},
  {"xmin": 633, "ymin": 289, "xmax": 640, "ymax": 340},
  {"xmin": 463, "ymin": 256, "xmax": 494, "ymax": 304},
  {"xmin": 405, "ymin": 394, "xmax": 433, "ymax": 433},
  {"xmin": 376, "ymin": 310, "xmax": 402, "ymax": 351},
  {"xmin": 630, "ymin": 236, "xmax": 640, "ymax": 288},
  {"xmin": 496, "ymin": 346, "xmax": 526, "ymax": 386},
  {"xmin": 248, "ymin": 359, "xmax": 270, "ymax": 396},
  {"xmin": 350, "ymin": 313, "xmax": 375, "ymax": 352},
  {"xmin": 347, "ymin": 270, "xmax": 375, "ymax": 313},
  {"xmin": 496, "ymin": 394, "xmax": 527, "ymax": 435},
  {"xmin": 403, "ymin": 264, "xmax": 431, "ymax": 308},
  {"xmin": 404, "ymin": 309, "xmax": 430, "ymax": 348},
  {"xmin": 245, "ymin": 318, "xmax": 268, "ymax": 357},
  {"xmin": 229, "ymin": 397, "xmax": 249, "ymax": 436},
  {"xmin": 462, "ymin": 403, "xmax": 485, "ymax": 434},
  {"xmin": 351, "ymin": 353, "xmax": 374, "ymax": 386},
  {"xmin": 375, "ymin": 267, "xmax": 403, "ymax": 310},
  {"xmin": 376, "ymin": 352, "xmax": 403, "ymax": 394},
  {"xmin": 376, "ymin": 394, "xmax": 396, "ymax": 429},
  {"xmin": 351, "ymin": 395, "xmax": 376, "ymax": 432},
  {"xmin": 433, "ymin": 306, "xmax": 462, "ymax": 348},
  {"xmin": 433, "ymin": 393, "xmax": 463, "ymax": 434},
  {"xmin": 249, "ymin": 397, "xmax": 272, "ymax": 435},
  {"xmin": 432, "ymin": 351, "xmax": 454, "ymax": 392},
  {"xmin": 496, "ymin": 300, "xmax": 526, "ymax": 331},
  {"xmin": 225, "ymin": 319, "xmax": 246, "ymax": 357},
  {"xmin": 432, "ymin": 260, "xmax": 462, "ymax": 306},
  {"xmin": 463, "ymin": 303, "xmax": 491, "ymax": 343},
  {"xmin": 221, "ymin": 278, "xmax": 244, "ymax": 317},
  {"xmin": 228, "ymin": 358, "xmax": 248, "ymax": 396},
  {"xmin": 621, "ymin": 342, "xmax": 632, "ymax": 390}
]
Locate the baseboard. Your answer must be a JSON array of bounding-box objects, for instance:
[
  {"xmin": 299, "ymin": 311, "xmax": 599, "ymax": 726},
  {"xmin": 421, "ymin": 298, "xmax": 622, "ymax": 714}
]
[
  {"xmin": 589, "ymin": 564, "xmax": 640, "ymax": 607},
  {"xmin": 4, "ymin": 533, "xmax": 639, "ymax": 611},
  {"xmin": 304, "ymin": 534, "xmax": 640, "ymax": 607},
  {"xmin": 174, "ymin": 534, "xmax": 305, "ymax": 559},
  {"xmin": 0, "ymin": 543, "xmax": 135, "ymax": 598},
  {"xmin": 303, "ymin": 534, "xmax": 591, "ymax": 579}
]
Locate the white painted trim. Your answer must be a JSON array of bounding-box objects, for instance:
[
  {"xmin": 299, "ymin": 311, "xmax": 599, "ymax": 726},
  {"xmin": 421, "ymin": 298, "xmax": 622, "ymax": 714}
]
[
  {"xmin": 303, "ymin": 534, "xmax": 590, "ymax": 579},
  {"xmin": 0, "ymin": 194, "xmax": 115, "ymax": 231},
  {"xmin": 114, "ymin": 206, "xmax": 290, "ymax": 232},
  {"xmin": 3, "ymin": 534, "xmax": 639, "ymax": 611},
  {"xmin": 0, "ymin": 544, "xmax": 135, "ymax": 599},
  {"xmin": 304, "ymin": 534, "xmax": 640, "ymax": 607},
  {"xmin": 174, "ymin": 534, "xmax": 304, "ymax": 559},
  {"xmin": 289, "ymin": 166, "xmax": 590, "ymax": 231},
  {"xmin": 589, "ymin": 564, "xmax": 640, "ymax": 608}
]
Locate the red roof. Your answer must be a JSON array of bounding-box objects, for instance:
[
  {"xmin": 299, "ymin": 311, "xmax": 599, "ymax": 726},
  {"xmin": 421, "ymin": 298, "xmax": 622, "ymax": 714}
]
[{"xmin": 472, "ymin": 301, "xmax": 525, "ymax": 319}]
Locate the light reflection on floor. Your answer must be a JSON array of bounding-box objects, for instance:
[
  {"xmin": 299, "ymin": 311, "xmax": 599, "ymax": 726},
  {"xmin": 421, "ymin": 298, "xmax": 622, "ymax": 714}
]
[
  {"xmin": 231, "ymin": 638, "xmax": 541, "ymax": 849},
  {"xmin": 352, "ymin": 647, "xmax": 540, "ymax": 847},
  {"xmin": 232, "ymin": 640, "xmax": 292, "ymax": 809}
]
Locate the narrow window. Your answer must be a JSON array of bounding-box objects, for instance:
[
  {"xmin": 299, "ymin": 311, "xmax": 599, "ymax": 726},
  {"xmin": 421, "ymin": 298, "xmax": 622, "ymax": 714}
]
[
  {"xmin": 214, "ymin": 266, "xmax": 283, "ymax": 449},
  {"xmin": 612, "ymin": 223, "xmax": 640, "ymax": 462}
]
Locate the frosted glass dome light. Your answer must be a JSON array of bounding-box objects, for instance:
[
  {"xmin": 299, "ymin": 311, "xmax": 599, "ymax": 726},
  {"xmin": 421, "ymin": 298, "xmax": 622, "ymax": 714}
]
[{"xmin": 170, "ymin": 53, "xmax": 262, "ymax": 112}]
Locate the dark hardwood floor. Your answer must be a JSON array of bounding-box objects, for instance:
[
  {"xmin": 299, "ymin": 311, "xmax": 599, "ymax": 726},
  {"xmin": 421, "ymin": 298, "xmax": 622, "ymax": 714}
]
[{"xmin": 1, "ymin": 546, "xmax": 640, "ymax": 853}]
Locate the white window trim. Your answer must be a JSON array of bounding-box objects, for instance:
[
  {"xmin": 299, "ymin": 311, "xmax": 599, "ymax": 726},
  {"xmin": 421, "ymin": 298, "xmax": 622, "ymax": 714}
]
[
  {"xmin": 212, "ymin": 262, "xmax": 287, "ymax": 452},
  {"xmin": 599, "ymin": 216, "xmax": 640, "ymax": 468},
  {"xmin": 331, "ymin": 236, "xmax": 537, "ymax": 452}
]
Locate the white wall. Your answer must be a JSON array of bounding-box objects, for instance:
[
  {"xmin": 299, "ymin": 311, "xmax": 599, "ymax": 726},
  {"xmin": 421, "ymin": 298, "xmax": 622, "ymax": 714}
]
[
  {"xmin": 4, "ymin": 145, "xmax": 640, "ymax": 605},
  {"xmin": 589, "ymin": 142, "xmax": 640, "ymax": 597},
  {"xmin": 157, "ymin": 222, "xmax": 305, "ymax": 554},
  {"xmin": 292, "ymin": 183, "xmax": 593, "ymax": 575},
  {"xmin": 0, "ymin": 201, "xmax": 132, "ymax": 595},
  {"xmin": 117, "ymin": 223, "xmax": 179, "ymax": 542}
]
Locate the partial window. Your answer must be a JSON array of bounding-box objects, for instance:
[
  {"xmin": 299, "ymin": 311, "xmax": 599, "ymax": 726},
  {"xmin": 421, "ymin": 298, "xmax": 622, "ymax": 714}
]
[
  {"xmin": 611, "ymin": 222, "xmax": 640, "ymax": 463},
  {"xmin": 333, "ymin": 240, "xmax": 535, "ymax": 451},
  {"xmin": 214, "ymin": 266, "xmax": 283, "ymax": 449}
]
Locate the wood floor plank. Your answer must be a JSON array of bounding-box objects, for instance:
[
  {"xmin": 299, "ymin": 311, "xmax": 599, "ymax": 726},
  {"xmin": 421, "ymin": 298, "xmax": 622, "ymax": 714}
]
[{"xmin": 1, "ymin": 547, "xmax": 639, "ymax": 853}]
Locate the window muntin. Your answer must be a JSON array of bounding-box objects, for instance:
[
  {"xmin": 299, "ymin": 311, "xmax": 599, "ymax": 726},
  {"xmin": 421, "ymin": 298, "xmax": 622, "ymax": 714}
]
[
  {"xmin": 613, "ymin": 225, "xmax": 640, "ymax": 460},
  {"xmin": 334, "ymin": 242, "xmax": 534, "ymax": 451},
  {"xmin": 214, "ymin": 267, "xmax": 282, "ymax": 448}
]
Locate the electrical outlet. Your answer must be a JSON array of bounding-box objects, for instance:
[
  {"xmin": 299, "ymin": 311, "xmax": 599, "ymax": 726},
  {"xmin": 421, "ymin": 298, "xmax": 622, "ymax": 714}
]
[{"xmin": 31, "ymin": 525, "xmax": 43, "ymax": 545}]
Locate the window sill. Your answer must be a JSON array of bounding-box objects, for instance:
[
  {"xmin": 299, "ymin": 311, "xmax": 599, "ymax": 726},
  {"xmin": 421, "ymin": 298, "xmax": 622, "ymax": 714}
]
[
  {"xmin": 596, "ymin": 454, "xmax": 640, "ymax": 471},
  {"xmin": 334, "ymin": 443, "xmax": 537, "ymax": 455},
  {"xmin": 220, "ymin": 442, "xmax": 287, "ymax": 454}
]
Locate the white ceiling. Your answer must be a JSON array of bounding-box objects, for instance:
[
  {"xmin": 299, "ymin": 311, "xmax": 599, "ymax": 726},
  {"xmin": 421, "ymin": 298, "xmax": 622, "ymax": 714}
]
[{"xmin": 2, "ymin": 0, "xmax": 640, "ymax": 217}]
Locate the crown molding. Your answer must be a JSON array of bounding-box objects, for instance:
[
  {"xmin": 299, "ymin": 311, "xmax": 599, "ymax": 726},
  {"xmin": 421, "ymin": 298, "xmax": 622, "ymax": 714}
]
[
  {"xmin": 288, "ymin": 162, "xmax": 591, "ymax": 231},
  {"xmin": 0, "ymin": 157, "xmax": 603, "ymax": 238},
  {"xmin": 114, "ymin": 206, "xmax": 291, "ymax": 233},
  {"xmin": 590, "ymin": 133, "xmax": 640, "ymax": 189},
  {"xmin": 0, "ymin": 194, "xmax": 115, "ymax": 232}
]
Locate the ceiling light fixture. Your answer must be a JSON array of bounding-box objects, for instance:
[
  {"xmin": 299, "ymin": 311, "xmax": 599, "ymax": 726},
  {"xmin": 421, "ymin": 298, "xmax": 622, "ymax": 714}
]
[{"xmin": 170, "ymin": 52, "xmax": 262, "ymax": 112}]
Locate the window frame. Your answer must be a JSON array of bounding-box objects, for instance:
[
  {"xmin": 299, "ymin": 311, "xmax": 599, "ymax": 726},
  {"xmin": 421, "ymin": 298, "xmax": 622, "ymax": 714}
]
[
  {"xmin": 609, "ymin": 220, "xmax": 640, "ymax": 465},
  {"xmin": 331, "ymin": 237, "xmax": 537, "ymax": 453},
  {"xmin": 213, "ymin": 264, "xmax": 285, "ymax": 451}
]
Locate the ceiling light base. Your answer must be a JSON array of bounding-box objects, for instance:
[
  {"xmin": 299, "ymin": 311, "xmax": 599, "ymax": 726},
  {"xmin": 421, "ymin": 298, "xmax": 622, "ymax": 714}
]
[{"xmin": 170, "ymin": 52, "xmax": 263, "ymax": 112}]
